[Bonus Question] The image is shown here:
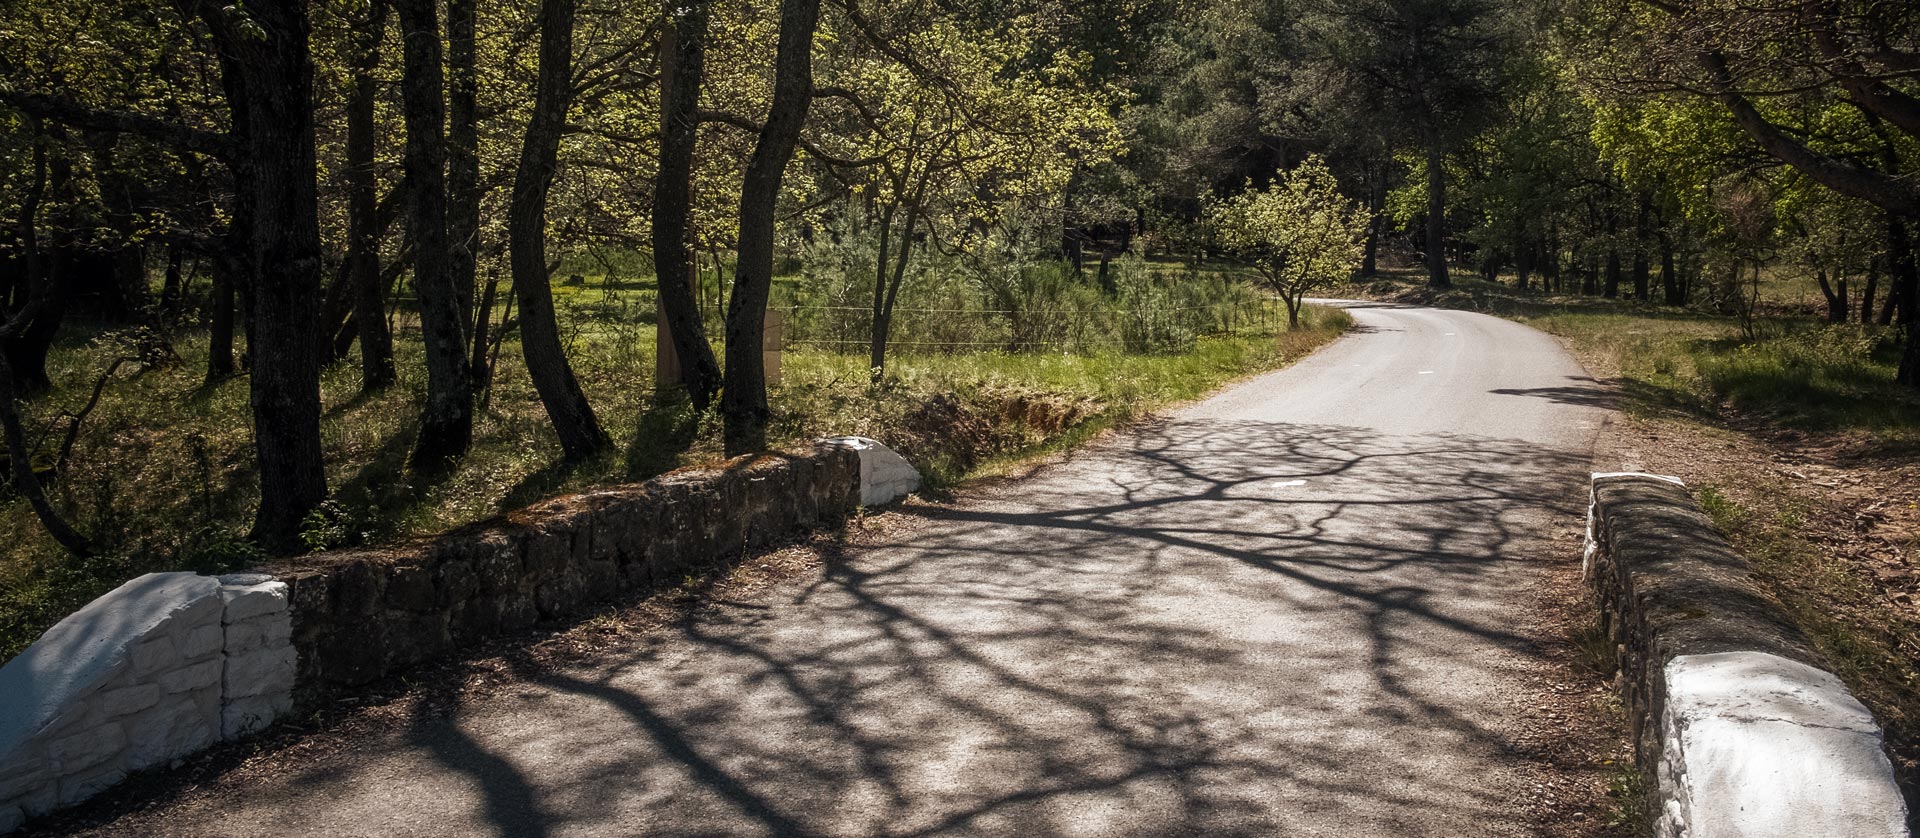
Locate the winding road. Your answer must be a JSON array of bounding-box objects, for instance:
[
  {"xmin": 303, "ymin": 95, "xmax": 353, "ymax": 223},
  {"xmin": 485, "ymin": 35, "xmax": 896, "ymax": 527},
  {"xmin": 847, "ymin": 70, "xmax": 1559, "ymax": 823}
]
[{"xmin": 67, "ymin": 302, "xmax": 1611, "ymax": 837}]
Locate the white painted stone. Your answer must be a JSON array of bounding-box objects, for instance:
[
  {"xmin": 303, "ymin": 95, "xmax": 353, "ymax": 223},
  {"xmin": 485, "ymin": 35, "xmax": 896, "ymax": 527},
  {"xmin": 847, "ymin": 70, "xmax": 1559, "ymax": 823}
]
[
  {"xmin": 124, "ymin": 696, "xmax": 215, "ymax": 772},
  {"xmin": 44, "ymin": 722, "xmax": 124, "ymax": 773},
  {"xmin": 156, "ymin": 658, "xmax": 222, "ymax": 695},
  {"xmin": 223, "ymin": 646, "xmax": 296, "ymax": 700},
  {"xmin": 180, "ymin": 622, "xmax": 223, "ymax": 660},
  {"xmin": 1658, "ymin": 652, "xmax": 1909, "ymax": 838},
  {"xmin": 1592, "ymin": 470, "xmax": 1686, "ymax": 487},
  {"xmin": 97, "ymin": 683, "xmax": 159, "ymax": 718},
  {"xmin": 218, "ymin": 578, "xmax": 288, "ymax": 624},
  {"xmin": 0, "ymin": 758, "xmax": 47, "ymax": 802},
  {"xmin": 56, "ymin": 765, "xmax": 126, "ymax": 808},
  {"xmin": 826, "ymin": 436, "xmax": 922, "ymax": 507},
  {"xmin": 128, "ymin": 634, "xmax": 179, "ymax": 678},
  {"xmin": 224, "ymin": 614, "xmax": 291, "ymax": 655},
  {"xmin": 221, "ymin": 691, "xmax": 292, "ymax": 739}
]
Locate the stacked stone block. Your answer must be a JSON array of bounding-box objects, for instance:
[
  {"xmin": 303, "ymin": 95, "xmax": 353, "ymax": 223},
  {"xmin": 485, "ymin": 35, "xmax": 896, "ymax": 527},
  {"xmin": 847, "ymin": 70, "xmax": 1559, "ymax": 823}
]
[
  {"xmin": 1586, "ymin": 472, "xmax": 1909, "ymax": 838},
  {"xmin": 283, "ymin": 441, "xmax": 867, "ymax": 703},
  {"xmin": 0, "ymin": 571, "xmax": 296, "ymax": 834}
]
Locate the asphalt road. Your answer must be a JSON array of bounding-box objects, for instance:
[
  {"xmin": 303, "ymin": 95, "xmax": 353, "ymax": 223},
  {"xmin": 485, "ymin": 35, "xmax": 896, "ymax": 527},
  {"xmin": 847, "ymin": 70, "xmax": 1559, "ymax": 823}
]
[{"xmin": 70, "ymin": 302, "xmax": 1610, "ymax": 837}]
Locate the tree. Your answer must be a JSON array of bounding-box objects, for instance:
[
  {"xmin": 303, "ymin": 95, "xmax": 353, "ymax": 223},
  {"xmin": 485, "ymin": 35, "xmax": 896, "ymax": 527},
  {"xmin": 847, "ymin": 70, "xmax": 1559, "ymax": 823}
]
[
  {"xmin": 1304, "ymin": 0, "xmax": 1520, "ymax": 289},
  {"xmin": 395, "ymin": 0, "xmax": 476, "ymax": 469},
  {"xmin": 1209, "ymin": 155, "xmax": 1368, "ymax": 326},
  {"xmin": 720, "ymin": 0, "xmax": 822, "ymax": 455},
  {"xmin": 507, "ymin": 0, "xmax": 608, "ymax": 460},
  {"xmin": 651, "ymin": 0, "xmax": 725, "ymax": 409}
]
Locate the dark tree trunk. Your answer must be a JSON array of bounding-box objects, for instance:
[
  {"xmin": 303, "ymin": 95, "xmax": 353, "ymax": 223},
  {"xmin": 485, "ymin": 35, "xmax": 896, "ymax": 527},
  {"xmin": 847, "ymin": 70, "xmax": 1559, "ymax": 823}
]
[
  {"xmin": 396, "ymin": 0, "xmax": 475, "ymax": 469},
  {"xmin": 347, "ymin": 0, "xmax": 395, "ymax": 390},
  {"xmin": 869, "ymin": 200, "xmax": 920, "ymax": 383},
  {"xmin": 1632, "ymin": 198, "xmax": 1652, "ymax": 300},
  {"xmin": 197, "ymin": 0, "xmax": 330, "ymax": 550},
  {"xmin": 509, "ymin": 0, "xmax": 607, "ymax": 461},
  {"xmin": 1814, "ymin": 269, "xmax": 1849, "ymax": 323},
  {"xmin": 1424, "ymin": 142, "xmax": 1450, "ymax": 288},
  {"xmin": 1862, "ymin": 255, "xmax": 1880, "ymax": 325},
  {"xmin": 1603, "ymin": 207, "xmax": 1622, "ymax": 298},
  {"xmin": 3, "ymin": 127, "xmax": 61, "ymax": 395},
  {"xmin": 207, "ymin": 234, "xmax": 239, "ymax": 380},
  {"xmin": 447, "ymin": 0, "xmax": 480, "ymax": 335},
  {"xmin": 469, "ymin": 269, "xmax": 497, "ymax": 380},
  {"xmin": 161, "ymin": 246, "xmax": 184, "ymax": 321},
  {"xmin": 651, "ymin": 0, "xmax": 723, "ymax": 408},
  {"xmin": 0, "ymin": 354, "xmax": 90, "ymax": 556},
  {"xmin": 1361, "ymin": 168, "xmax": 1382, "ymax": 277},
  {"xmin": 868, "ymin": 200, "xmax": 898, "ymax": 381},
  {"xmin": 1660, "ymin": 235, "xmax": 1682, "ymax": 305},
  {"xmin": 721, "ymin": 0, "xmax": 820, "ymax": 456}
]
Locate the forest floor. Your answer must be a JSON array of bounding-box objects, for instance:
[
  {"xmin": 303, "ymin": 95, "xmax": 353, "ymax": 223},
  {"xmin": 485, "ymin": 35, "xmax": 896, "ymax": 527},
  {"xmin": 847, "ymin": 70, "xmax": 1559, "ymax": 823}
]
[
  {"xmin": 1345, "ymin": 269, "xmax": 1920, "ymax": 825},
  {"xmin": 0, "ymin": 290, "xmax": 1348, "ymax": 660}
]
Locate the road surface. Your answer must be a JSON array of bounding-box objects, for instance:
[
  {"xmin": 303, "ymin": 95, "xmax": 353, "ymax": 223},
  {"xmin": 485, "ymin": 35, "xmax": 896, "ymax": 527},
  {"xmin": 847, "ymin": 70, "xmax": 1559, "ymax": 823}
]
[{"xmin": 63, "ymin": 302, "xmax": 1610, "ymax": 837}]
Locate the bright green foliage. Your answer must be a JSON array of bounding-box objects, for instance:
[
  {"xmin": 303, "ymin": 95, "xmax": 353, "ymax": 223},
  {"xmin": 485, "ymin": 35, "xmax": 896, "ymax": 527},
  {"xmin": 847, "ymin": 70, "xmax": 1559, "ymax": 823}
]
[{"xmin": 1208, "ymin": 155, "xmax": 1367, "ymax": 325}]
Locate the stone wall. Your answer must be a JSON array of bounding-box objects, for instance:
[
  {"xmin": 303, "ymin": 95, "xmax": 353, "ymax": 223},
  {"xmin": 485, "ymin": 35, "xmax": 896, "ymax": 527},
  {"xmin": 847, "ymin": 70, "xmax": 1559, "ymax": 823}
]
[
  {"xmin": 277, "ymin": 441, "xmax": 864, "ymax": 701},
  {"xmin": 1586, "ymin": 472, "xmax": 1910, "ymax": 837},
  {"xmin": 0, "ymin": 438, "xmax": 916, "ymax": 833},
  {"xmin": 0, "ymin": 572, "xmax": 294, "ymax": 833}
]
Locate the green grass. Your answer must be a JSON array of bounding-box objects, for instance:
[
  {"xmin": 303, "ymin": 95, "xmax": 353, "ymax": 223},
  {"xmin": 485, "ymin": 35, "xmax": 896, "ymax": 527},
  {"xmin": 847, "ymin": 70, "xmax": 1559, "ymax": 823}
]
[
  {"xmin": 0, "ymin": 291, "xmax": 1347, "ymax": 660},
  {"xmin": 1351, "ymin": 271, "xmax": 1920, "ymax": 442}
]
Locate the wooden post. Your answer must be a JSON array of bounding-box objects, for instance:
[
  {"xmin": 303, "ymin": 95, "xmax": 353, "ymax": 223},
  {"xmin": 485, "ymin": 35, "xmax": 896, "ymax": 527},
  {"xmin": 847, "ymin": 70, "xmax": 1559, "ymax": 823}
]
[{"xmin": 655, "ymin": 299, "xmax": 783, "ymax": 389}]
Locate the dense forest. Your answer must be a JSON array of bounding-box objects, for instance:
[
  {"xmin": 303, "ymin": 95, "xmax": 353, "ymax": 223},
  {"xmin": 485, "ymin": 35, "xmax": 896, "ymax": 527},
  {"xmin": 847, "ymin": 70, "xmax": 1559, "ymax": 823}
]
[{"xmin": 0, "ymin": 0, "xmax": 1916, "ymax": 646}]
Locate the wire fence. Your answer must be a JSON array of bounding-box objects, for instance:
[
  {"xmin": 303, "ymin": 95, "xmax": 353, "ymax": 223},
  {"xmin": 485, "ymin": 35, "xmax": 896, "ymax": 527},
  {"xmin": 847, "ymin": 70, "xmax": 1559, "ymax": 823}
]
[{"xmin": 781, "ymin": 299, "xmax": 1288, "ymax": 356}]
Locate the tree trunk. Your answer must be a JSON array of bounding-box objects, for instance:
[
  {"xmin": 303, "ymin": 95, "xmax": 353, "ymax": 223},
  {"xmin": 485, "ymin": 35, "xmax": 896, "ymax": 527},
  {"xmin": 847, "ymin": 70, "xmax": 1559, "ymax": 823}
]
[
  {"xmin": 3, "ymin": 122, "xmax": 60, "ymax": 395},
  {"xmin": 207, "ymin": 235, "xmax": 239, "ymax": 380},
  {"xmin": 509, "ymin": 0, "xmax": 607, "ymax": 461},
  {"xmin": 0, "ymin": 354, "xmax": 90, "ymax": 556},
  {"xmin": 1814, "ymin": 268, "xmax": 1848, "ymax": 323},
  {"xmin": 1632, "ymin": 198, "xmax": 1652, "ymax": 300},
  {"xmin": 1862, "ymin": 255, "xmax": 1880, "ymax": 324},
  {"xmin": 651, "ymin": 0, "xmax": 722, "ymax": 408},
  {"xmin": 199, "ymin": 0, "xmax": 330, "ymax": 550},
  {"xmin": 347, "ymin": 0, "xmax": 396, "ymax": 390},
  {"xmin": 447, "ymin": 0, "xmax": 480, "ymax": 336},
  {"xmin": 470, "ymin": 269, "xmax": 497, "ymax": 379},
  {"xmin": 1660, "ymin": 235, "xmax": 1682, "ymax": 305},
  {"xmin": 161, "ymin": 246, "xmax": 184, "ymax": 321},
  {"xmin": 868, "ymin": 200, "xmax": 897, "ymax": 381},
  {"xmin": 1424, "ymin": 142, "xmax": 1450, "ymax": 288},
  {"xmin": 1361, "ymin": 168, "xmax": 1382, "ymax": 277},
  {"xmin": 721, "ymin": 0, "xmax": 820, "ymax": 456},
  {"xmin": 396, "ymin": 0, "xmax": 475, "ymax": 470}
]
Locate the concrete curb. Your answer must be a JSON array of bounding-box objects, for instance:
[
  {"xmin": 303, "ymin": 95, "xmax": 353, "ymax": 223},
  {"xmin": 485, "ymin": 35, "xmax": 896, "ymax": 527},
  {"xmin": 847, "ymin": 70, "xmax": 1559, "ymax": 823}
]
[{"xmin": 1586, "ymin": 472, "xmax": 1909, "ymax": 837}]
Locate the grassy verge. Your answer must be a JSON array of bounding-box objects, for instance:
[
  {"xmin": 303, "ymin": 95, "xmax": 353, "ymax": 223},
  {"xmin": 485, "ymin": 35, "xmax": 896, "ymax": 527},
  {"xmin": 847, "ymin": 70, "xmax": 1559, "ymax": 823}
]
[
  {"xmin": 1350, "ymin": 271, "xmax": 1920, "ymax": 444},
  {"xmin": 1697, "ymin": 483, "xmax": 1920, "ymax": 793},
  {"xmin": 0, "ymin": 302, "xmax": 1348, "ymax": 660}
]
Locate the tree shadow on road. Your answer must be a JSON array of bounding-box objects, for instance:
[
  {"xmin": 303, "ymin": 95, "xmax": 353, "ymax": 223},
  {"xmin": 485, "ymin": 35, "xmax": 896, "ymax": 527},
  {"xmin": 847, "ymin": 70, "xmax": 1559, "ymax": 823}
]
[{"xmin": 381, "ymin": 419, "xmax": 1592, "ymax": 837}]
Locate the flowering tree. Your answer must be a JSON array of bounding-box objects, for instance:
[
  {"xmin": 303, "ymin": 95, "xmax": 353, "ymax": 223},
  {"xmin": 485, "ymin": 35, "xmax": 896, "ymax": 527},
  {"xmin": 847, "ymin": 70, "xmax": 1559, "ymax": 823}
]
[{"xmin": 1209, "ymin": 156, "xmax": 1370, "ymax": 327}]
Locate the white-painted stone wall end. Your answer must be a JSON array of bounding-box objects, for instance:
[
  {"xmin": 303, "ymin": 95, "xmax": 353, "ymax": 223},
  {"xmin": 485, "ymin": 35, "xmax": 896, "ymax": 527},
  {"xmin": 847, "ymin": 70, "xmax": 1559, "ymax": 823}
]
[
  {"xmin": 0, "ymin": 571, "xmax": 297, "ymax": 834},
  {"xmin": 1657, "ymin": 652, "xmax": 1910, "ymax": 838},
  {"xmin": 826, "ymin": 436, "xmax": 922, "ymax": 507}
]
